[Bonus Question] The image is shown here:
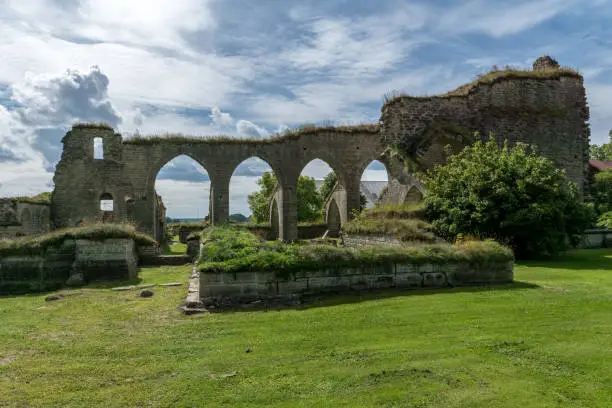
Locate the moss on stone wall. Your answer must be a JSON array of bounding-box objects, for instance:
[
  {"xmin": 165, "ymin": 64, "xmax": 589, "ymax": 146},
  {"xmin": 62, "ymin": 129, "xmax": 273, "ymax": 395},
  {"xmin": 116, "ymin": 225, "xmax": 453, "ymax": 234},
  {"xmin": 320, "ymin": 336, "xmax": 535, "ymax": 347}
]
[
  {"xmin": 0, "ymin": 223, "xmax": 156, "ymax": 257},
  {"xmin": 384, "ymin": 66, "xmax": 582, "ymax": 105},
  {"xmin": 121, "ymin": 124, "xmax": 380, "ymax": 145},
  {"xmin": 9, "ymin": 192, "xmax": 52, "ymax": 205}
]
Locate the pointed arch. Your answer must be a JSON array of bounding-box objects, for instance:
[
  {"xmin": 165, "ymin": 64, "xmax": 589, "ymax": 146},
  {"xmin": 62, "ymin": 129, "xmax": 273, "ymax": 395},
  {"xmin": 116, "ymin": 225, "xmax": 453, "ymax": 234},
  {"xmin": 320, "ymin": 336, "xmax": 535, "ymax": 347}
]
[
  {"xmin": 325, "ymin": 198, "xmax": 341, "ymax": 238},
  {"xmin": 230, "ymin": 156, "xmax": 277, "ymax": 225},
  {"xmin": 359, "ymin": 160, "xmax": 389, "ymax": 210},
  {"xmin": 404, "ymin": 186, "xmax": 424, "ymax": 204}
]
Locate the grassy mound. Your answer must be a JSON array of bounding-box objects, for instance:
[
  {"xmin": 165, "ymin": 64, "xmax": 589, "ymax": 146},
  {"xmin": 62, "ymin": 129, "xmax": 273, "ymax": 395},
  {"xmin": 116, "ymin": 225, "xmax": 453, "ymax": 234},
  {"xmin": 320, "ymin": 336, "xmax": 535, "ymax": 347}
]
[
  {"xmin": 0, "ymin": 223, "xmax": 156, "ymax": 257},
  {"xmin": 197, "ymin": 225, "xmax": 513, "ymax": 277}
]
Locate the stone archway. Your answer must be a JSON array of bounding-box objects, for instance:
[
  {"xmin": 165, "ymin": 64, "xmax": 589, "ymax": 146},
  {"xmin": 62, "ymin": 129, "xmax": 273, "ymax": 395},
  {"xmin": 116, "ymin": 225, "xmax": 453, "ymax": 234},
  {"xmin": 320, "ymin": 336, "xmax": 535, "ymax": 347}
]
[{"xmin": 325, "ymin": 198, "xmax": 341, "ymax": 238}]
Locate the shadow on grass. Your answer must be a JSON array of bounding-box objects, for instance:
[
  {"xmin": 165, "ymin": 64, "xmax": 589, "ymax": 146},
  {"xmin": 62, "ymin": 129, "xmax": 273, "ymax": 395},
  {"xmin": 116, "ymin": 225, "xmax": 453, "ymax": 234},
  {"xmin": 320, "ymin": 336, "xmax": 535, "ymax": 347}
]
[
  {"xmin": 207, "ymin": 281, "xmax": 539, "ymax": 314},
  {"xmin": 517, "ymin": 248, "xmax": 612, "ymax": 271}
]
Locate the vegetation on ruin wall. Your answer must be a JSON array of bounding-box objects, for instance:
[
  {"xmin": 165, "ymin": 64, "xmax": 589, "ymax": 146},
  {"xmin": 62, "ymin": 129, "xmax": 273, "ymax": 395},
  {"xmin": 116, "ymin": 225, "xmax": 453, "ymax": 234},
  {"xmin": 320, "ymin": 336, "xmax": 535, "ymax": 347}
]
[
  {"xmin": 342, "ymin": 218, "xmax": 438, "ymax": 243},
  {"xmin": 72, "ymin": 122, "xmax": 115, "ymax": 130},
  {"xmin": 362, "ymin": 203, "xmax": 425, "ymax": 220},
  {"xmin": 0, "ymin": 223, "xmax": 156, "ymax": 257},
  {"xmin": 383, "ymin": 66, "xmax": 582, "ymax": 105},
  {"xmin": 196, "ymin": 225, "xmax": 513, "ymax": 276},
  {"xmin": 120, "ymin": 123, "xmax": 380, "ymax": 145},
  {"xmin": 9, "ymin": 192, "xmax": 52, "ymax": 205}
]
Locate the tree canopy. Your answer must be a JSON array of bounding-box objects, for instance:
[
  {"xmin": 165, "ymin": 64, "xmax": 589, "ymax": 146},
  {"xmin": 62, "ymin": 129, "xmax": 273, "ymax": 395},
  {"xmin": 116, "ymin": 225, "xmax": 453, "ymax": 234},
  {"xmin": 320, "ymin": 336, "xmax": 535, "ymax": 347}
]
[
  {"xmin": 590, "ymin": 130, "xmax": 612, "ymax": 161},
  {"xmin": 424, "ymin": 137, "xmax": 592, "ymax": 258}
]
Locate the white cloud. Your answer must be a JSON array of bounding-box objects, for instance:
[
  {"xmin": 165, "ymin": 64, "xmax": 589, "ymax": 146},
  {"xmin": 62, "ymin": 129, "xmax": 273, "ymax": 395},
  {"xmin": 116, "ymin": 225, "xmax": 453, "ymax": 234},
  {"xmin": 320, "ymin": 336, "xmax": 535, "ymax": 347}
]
[
  {"xmin": 154, "ymin": 179, "xmax": 210, "ymax": 219},
  {"xmin": 10, "ymin": 66, "xmax": 122, "ymax": 128},
  {"xmin": 301, "ymin": 159, "xmax": 333, "ymax": 179},
  {"xmin": 209, "ymin": 107, "xmax": 233, "ymax": 127},
  {"xmin": 236, "ymin": 120, "xmax": 268, "ymax": 139}
]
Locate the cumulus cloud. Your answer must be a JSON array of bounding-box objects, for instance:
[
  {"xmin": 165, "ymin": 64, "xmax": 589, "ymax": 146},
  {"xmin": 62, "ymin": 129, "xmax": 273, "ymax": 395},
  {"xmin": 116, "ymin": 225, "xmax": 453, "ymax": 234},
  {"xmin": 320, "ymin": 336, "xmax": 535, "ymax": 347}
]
[
  {"xmin": 11, "ymin": 66, "xmax": 122, "ymax": 128},
  {"xmin": 236, "ymin": 119, "xmax": 268, "ymax": 139},
  {"xmin": 210, "ymin": 106, "xmax": 233, "ymax": 127}
]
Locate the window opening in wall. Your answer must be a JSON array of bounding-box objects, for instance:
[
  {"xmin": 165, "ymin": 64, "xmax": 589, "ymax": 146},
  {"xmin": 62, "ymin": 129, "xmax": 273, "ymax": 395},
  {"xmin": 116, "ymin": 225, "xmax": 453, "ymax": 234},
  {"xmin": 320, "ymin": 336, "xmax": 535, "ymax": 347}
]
[
  {"xmin": 100, "ymin": 193, "xmax": 114, "ymax": 211},
  {"xmin": 94, "ymin": 137, "xmax": 104, "ymax": 159}
]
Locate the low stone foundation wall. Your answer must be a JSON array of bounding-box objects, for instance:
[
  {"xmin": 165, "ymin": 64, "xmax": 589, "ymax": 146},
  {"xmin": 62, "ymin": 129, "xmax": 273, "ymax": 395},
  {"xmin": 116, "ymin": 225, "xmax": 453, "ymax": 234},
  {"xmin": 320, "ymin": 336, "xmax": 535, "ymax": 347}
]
[
  {"xmin": 186, "ymin": 238, "xmax": 200, "ymax": 260},
  {"xmin": 137, "ymin": 244, "xmax": 160, "ymax": 265},
  {"xmin": 579, "ymin": 229, "xmax": 612, "ymax": 249},
  {"xmin": 200, "ymin": 261, "xmax": 514, "ymax": 303},
  {"xmin": 0, "ymin": 238, "xmax": 138, "ymax": 294},
  {"xmin": 343, "ymin": 233, "xmax": 404, "ymax": 247}
]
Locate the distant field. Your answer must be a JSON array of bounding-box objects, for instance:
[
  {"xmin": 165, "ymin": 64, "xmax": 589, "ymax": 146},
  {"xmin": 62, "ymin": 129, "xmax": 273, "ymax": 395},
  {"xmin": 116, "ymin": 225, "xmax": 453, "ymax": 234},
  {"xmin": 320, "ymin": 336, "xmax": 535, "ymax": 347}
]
[{"xmin": 1, "ymin": 249, "xmax": 611, "ymax": 407}]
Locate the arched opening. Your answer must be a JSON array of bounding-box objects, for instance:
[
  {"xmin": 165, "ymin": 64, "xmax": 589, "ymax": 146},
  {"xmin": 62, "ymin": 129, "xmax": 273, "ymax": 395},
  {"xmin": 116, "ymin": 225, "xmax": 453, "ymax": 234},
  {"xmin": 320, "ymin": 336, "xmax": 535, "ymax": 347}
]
[
  {"xmin": 99, "ymin": 193, "xmax": 114, "ymax": 223},
  {"xmin": 39, "ymin": 207, "xmax": 50, "ymax": 233},
  {"xmin": 93, "ymin": 137, "xmax": 104, "ymax": 159},
  {"xmin": 360, "ymin": 160, "xmax": 389, "ymax": 210},
  {"xmin": 325, "ymin": 198, "xmax": 341, "ymax": 238},
  {"xmin": 231, "ymin": 157, "xmax": 275, "ymax": 225},
  {"xmin": 300, "ymin": 159, "xmax": 334, "ymax": 239},
  {"xmin": 20, "ymin": 208, "xmax": 32, "ymax": 234},
  {"xmin": 404, "ymin": 186, "xmax": 424, "ymax": 204},
  {"xmin": 155, "ymin": 154, "xmax": 209, "ymax": 252}
]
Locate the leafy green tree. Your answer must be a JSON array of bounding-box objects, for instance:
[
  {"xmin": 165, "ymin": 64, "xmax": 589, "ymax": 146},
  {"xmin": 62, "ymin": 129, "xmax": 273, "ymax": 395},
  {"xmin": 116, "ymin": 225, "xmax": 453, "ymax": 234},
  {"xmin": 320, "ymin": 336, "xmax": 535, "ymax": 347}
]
[
  {"xmin": 590, "ymin": 130, "xmax": 612, "ymax": 161},
  {"xmin": 247, "ymin": 171, "xmax": 323, "ymax": 223},
  {"xmin": 424, "ymin": 137, "xmax": 593, "ymax": 258},
  {"xmin": 247, "ymin": 171, "xmax": 277, "ymax": 223},
  {"xmin": 593, "ymin": 169, "xmax": 612, "ymax": 220}
]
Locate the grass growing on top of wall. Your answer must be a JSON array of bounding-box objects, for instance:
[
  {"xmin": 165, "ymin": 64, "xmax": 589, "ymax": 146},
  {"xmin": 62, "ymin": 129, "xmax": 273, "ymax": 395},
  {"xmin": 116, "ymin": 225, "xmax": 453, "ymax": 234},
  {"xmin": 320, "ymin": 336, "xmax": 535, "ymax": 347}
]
[
  {"xmin": 342, "ymin": 218, "xmax": 437, "ymax": 243},
  {"xmin": 121, "ymin": 123, "xmax": 380, "ymax": 145},
  {"xmin": 362, "ymin": 203, "xmax": 426, "ymax": 220},
  {"xmin": 197, "ymin": 225, "xmax": 513, "ymax": 276},
  {"xmin": 0, "ymin": 223, "xmax": 156, "ymax": 257},
  {"xmin": 9, "ymin": 192, "xmax": 52, "ymax": 205},
  {"xmin": 384, "ymin": 66, "xmax": 582, "ymax": 103}
]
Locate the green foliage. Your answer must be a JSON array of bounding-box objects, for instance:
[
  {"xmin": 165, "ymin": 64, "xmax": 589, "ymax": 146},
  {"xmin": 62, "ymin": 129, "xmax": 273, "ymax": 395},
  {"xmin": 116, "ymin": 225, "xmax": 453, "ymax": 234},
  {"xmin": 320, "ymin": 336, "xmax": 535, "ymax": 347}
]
[
  {"xmin": 0, "ymin": 223, "xmax": 157, "ymax": 257},
  {"xmin": 247, "ymin": 171, "xmax": 324, "ymax": 223},
  {"xmin": 592, "ymin": 169, "xmax": 612, "ymax": 218},
  {"xmin": 590, "ymin": 131, "xmax": 612, "ymax": 161},
  {"xmin": 319, "ymin": 171, "xmax": 338, "ymax": 204},
  {"xmin": 9, "ymin": 192, "xmax": 52, "ymax": 205},
  {"xmin": 197, "ymin": 225, "xmax": 513, "ymax": 277},
  {"xmin": 229, "ymin": 213, "xmax": 249, "ymax": 223},
  {"xmin": 342, "ymin": 218, "xmax": 437, "ymax": 243},
  {"xmin": 596, "ymin": 211, "xmax": 612, "ymax": 229},
  {"xmin": 364, "ymin": 203, "xmax": 425, "ymax": 220},
  {"xmin": 424, "ymin": 136, "xmax": 593, "ymax": 258}
]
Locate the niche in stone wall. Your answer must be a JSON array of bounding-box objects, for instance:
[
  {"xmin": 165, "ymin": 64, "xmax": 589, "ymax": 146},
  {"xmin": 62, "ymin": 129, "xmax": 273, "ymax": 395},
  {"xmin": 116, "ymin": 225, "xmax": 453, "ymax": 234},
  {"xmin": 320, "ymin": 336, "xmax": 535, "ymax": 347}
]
[
  {"xmin": 404, "ymin": 186, "xmax": 424, "ymax": 204},
  {"xmin": 93, "ymin": 137, "xmax": 104, "ymax": 159},
  {"xmin": 100, "ymin": 193, "xmax": 114, "ymax": 222}
]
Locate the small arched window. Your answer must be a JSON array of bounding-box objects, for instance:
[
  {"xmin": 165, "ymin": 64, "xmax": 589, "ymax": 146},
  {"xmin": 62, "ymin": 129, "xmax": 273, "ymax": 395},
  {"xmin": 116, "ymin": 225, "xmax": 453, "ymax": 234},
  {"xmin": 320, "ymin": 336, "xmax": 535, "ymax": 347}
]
[
  {"xmin": 100, "ymin": 193, "xmax": 114, "ymax": 212},
  {"xmin": 94, "ymin": 137, "xmax": 104, "ymax": 159}
]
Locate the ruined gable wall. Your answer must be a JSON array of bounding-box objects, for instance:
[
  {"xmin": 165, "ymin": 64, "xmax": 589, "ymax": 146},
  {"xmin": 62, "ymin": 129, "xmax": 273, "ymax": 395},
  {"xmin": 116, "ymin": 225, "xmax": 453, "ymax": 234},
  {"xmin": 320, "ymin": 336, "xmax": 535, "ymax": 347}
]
[{"xmin": 380, "ymin": 73, "xmax": 590, "ymax": 192}]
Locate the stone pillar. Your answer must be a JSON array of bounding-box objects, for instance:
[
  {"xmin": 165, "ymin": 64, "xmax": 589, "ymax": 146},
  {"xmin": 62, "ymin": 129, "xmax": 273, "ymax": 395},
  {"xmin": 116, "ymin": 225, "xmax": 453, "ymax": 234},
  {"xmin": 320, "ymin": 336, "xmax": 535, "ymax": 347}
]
[
  {"xmin": 210, "ymin": 172, "xmax": 231, "ymax": 225},
  {"xmin": 344, "ymin": 172, "xmax": 363, "ymax": 221},
  {"xmin": 278, "ymin": 180, "xmax": 298, "ymax": 242}
]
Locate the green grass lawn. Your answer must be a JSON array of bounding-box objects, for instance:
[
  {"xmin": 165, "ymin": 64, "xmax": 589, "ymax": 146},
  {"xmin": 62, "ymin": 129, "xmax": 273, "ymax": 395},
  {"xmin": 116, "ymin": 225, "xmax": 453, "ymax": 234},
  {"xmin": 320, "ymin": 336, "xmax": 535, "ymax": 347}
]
[
  {"xmin": 1, "ymin": 249, "xmax": 612, "ymax": 407},
  {"xmin": 162, "ymin": 235, "xmax": 187, "ymax": 255}
]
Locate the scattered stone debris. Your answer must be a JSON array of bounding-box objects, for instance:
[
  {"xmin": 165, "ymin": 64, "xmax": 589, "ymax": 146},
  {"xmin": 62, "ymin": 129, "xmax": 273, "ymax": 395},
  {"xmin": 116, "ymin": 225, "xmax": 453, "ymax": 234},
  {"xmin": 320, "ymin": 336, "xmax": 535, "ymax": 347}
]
[
  {"xmin": 210, "ymin": 371, "xmax": 237, "ymax": 380},
  {"xmin": 112, "ymin": 285, "xmax": 136, "ymax": 291},
  {"xmin": 0, "ymin": 357, "xmax": 15, "ymax": 366},
  {"xmin": 65, "ymin": 273, "xmax": 85, "ymax": 287},
  {"xmin": 45, "ymin": 294, "xmax": 64, "ymax": 302},
  {"xmin": 159, "ymin": 282, "xmax": 182, "ymax": 287},
  {"xmin": 138, "ymin": 289, "xmax": 154, "ymax": 298}
]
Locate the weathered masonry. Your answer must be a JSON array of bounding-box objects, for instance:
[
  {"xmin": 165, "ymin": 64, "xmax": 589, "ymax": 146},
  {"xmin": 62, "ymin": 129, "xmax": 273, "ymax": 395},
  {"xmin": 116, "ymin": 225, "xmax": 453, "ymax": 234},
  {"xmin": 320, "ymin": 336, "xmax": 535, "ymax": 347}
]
[
  {"xmin": 50, "ymin": 57, "xmax": 591, "ymax": 242},
  {"xmin": 52, "ymin": 125, "xmax": 397, "ymax": 242}
]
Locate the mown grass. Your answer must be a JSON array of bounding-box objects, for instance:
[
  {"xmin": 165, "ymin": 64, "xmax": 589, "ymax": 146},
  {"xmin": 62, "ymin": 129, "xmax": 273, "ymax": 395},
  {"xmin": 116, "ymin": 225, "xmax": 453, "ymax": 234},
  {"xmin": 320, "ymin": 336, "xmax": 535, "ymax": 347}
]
[
  {"xmin": 1, "ymin": 249, "xmax": 611, "ymax": 407},
  {"xmin": 162, "ymin": 235, "xmax": 187, "ymax": 255},
  {"xmin": 0, "ymin": 223, "xmax": 156, "ymax": 257}
]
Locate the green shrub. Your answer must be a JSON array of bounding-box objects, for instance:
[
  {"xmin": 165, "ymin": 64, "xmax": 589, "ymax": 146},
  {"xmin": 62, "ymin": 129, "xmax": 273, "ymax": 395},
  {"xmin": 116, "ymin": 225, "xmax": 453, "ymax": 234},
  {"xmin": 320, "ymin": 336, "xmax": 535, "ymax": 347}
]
[
  {"xmin": 597, "ymin": 212, "xmax": 612, "ymax": 229},
  {"xmin": 0, "ymin": 223, "xmax": 156, "ymax": 257},
  {"xmin": 424, "ymin": 136, "xmax": 593, "ymax": 258}
]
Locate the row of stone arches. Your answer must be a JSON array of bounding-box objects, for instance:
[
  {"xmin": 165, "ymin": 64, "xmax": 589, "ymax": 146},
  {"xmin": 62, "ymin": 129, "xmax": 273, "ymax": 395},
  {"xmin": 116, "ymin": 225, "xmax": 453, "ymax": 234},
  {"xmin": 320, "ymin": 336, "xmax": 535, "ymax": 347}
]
[{"xmin": 153, "ymin": 155, "xmax": 391, "ymax": 239}]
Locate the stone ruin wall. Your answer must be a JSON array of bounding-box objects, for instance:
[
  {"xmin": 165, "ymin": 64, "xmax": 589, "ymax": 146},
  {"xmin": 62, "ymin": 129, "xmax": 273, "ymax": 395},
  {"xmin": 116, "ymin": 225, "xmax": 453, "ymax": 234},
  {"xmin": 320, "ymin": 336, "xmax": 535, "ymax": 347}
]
[
  {"xmin": 380, "ymin": 70, "xmax": 590, "ymax": 194},
  {"xmin": 0, "ymin": 199, "xmax": 52, "ymax": 239}
]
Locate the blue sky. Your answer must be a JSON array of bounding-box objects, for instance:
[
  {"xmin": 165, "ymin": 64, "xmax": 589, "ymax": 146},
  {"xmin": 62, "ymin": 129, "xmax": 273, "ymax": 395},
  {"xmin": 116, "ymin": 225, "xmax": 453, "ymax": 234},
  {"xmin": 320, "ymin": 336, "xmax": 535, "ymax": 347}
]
[{"xmin": 0, "ymin": 0, "xmax": 611, "ymax": 217}]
